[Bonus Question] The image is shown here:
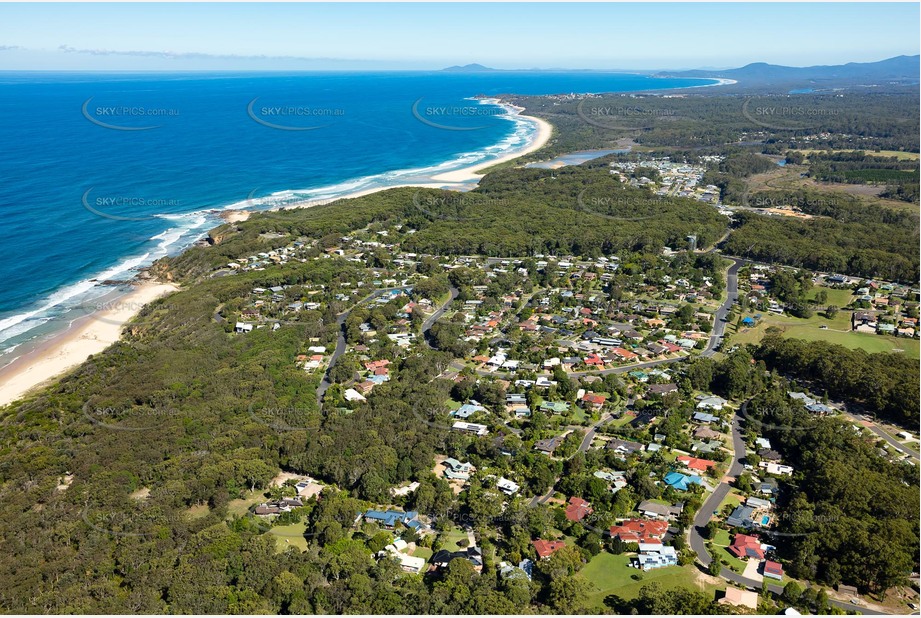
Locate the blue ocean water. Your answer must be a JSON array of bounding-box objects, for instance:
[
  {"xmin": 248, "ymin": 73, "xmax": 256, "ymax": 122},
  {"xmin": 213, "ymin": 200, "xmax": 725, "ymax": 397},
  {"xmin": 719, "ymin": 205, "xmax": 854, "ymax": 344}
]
[{"xmin": 0, "ymin": 71, "xmax": 713, "ymax": 357}]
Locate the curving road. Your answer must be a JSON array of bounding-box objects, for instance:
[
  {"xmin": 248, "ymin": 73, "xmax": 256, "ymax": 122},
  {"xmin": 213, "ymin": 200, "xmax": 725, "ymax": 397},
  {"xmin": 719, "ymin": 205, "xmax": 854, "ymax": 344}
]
[
  {"xmin": 477, "ymin": 256, "xmax": 744, "ymax": 381},
  {"xmin": 316, "ymin": 287, "xmax": 407, "ymax": 405},
  {"xmin": 688, "ymin": 401, "xmax": 886, "ymax": 615},
  {"xmin": 421, "ymin": 286, "xmax": 460, "ymax": 347}
]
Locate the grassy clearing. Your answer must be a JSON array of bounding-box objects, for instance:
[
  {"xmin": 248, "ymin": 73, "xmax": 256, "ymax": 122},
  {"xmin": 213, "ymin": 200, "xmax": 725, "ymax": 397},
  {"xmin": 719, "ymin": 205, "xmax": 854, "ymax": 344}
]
[
  {"xmin": 804, "ymin": 287, "xmax": 855, "ymax": 307},
  {"xmin": 226, "ymin": 490, "xmax": 264, "ymax": 518},
  {"xmin": 268, "ymin": 521, "xmax": 309, "ymax": 552},
  {"xmin": 792, "ymin": 149, "xmax": 920, "ymax": 161},
  {"xmin": 186, "ymin": 504, "xmax": 210, "ymax": 520},
  {"xmin": 438, "ymin": 527, "xmax": 469, "ymax": 552},
  {"xmin": 717, "ymin": 491, "xmax": 744, "ymax": 514},
  {"xmin": 577, "ymin": 553, "xmax": 706, "ymax": 609},
  {"xmin": 729, "ymin": 311, "xmax": 919, "ymax": 359},
  {"xmin": 411, "ymin": 546, "xmax": 433, "ymax": 560}
]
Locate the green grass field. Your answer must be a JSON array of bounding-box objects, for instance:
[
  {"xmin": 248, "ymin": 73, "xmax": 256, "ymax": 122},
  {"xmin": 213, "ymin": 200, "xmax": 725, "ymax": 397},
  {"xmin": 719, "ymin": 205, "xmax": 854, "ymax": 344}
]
[
  {"xmin": 730, "ymin": 311, "xmax": 919, "ymax": 359},
  {"xmin": 805, "ymin": 287, "xmax": 855, "ymax": 308},
  {"xmin": 438, "ymin": 527, "xmax": 469, "ymax": 552},
  {"xmin": 717, "ymin": 492, "xmax": 744, "ymax": 514},
  {"xmin": 792, "ymin": 149, "xmax": 920, "ymax": 162},
  {"xmin": 226, "ymin": 490, "xmax": 264, "ymax": 517},
  {"xmin": 577, "ymin": 553, "xmax": 706, "ymax": 609},
  {"xmin": 710, "ymin": 533, "xmax": 748, "ymax": 574},
  {"xmin": 713, "ymin": 529, "xmax": 732, "ymax": 547},
  {"xmin": 268, "ymin": 522, "xmax": 309, "ymax": 552},
  {"xmin": 411, "ymin": 546, "xmax": 433, "ymax": 560}
]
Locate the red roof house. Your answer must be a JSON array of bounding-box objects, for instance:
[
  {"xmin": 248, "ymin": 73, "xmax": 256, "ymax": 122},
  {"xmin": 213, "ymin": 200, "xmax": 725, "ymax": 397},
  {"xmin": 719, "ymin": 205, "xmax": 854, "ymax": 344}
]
[
  {"xmin": 565, "ymin": 497, "xmax": 593, "ymax": 522},
  {"xmin": 532, "ymin": 539, "xmax": 567, "ymax": 559},
  {"xmin": 581, "ymin": 392, "xmax": 607, "ymax": 408},
  {"xmin": 584, "ymin": 354, "xmax": 605, "ymax": 367},
  {"xmin": 677, "ymin": 455, "xmax": 717, "ymax": 472},
  {"xmin": 609, "ymin": 519, "xmax": 669, "ymax": 544},
  {"xmin": 763, "ymin": 560, "xmax": 784, "ymax": 580},
  {"xmin": 728, "ymin": 533, "xmax": 764, "ymax": 560}
]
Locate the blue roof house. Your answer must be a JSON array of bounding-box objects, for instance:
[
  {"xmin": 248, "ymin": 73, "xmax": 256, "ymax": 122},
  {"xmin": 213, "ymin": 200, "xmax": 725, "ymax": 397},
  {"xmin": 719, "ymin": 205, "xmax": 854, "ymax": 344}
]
[{"xmin": 663, "ymin": 471, "xmax": 702, "ymax": 491}]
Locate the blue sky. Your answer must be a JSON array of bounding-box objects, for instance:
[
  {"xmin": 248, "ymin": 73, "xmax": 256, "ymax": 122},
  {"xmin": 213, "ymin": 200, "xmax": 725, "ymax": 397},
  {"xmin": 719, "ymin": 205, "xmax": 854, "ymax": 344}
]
[{"xmin": 0, "ymin": 2, "xmax": 918, "ymax": 71}]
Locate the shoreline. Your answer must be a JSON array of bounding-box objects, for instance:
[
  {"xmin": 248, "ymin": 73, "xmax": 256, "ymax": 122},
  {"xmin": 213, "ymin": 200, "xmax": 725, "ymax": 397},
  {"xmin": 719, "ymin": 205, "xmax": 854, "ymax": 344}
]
[
  {"xmin": 0, "ymin": 101, "xmax": 552, "ymax": 407},
  {"xmin": 269, "ymin": 101, "xmax": 554, "ymax": 209},
  {"xmin": 0, "ymin": 281, "xmax": 179, "ymax": 408}
]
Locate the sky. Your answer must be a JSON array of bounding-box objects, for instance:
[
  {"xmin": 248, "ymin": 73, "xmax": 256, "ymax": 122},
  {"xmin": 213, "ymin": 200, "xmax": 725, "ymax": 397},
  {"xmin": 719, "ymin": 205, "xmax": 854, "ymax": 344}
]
[{"xmin": 0, "ymin": 2, "xmax": 918, "ymax": 71}]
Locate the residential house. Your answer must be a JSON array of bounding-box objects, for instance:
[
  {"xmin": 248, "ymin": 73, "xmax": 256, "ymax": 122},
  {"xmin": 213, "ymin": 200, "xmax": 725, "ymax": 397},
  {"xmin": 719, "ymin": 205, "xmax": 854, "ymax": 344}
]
[
  {"xmin": 637, "ymin": 500, "xmax": 683, "ymax": 520},
  {"xmin": 532, "ymin": 539, "xmax": 566, "ymax": 559},
  {"xmin": 694, "ymin": 426, "xmax": 722, "ymax": 440},
  {"xmin": 565, "ymin": 497, "xmax": 593, "ymax": 522},
  {"xmin": 677, "ymin": 455, "xmax": 716, "ymax": 473},
  {"xmin": 430, "ymin": 547, "xmax": 483, "ymax": 571},
  {"xmin": 540, "ymin": 401, "xmax": 569, "ymax": 414},
  {"xmin": 663, "ymin": 471, "xmax": 701, "ymax": 491},
  {"xmin": 443, "ymin": 458, "xmax": 473, "ymax": 481},
  {"xmin": 497, "ymin": 477, "xmax": 520, "ymax": 496},
  {"xmin": 647, "ymin": 383, "xmax": 678, "ymax": 396},
  {"xmin": 609, "ymin": 519, "xmax": 668, "ymax": 543},
  {"xmin": 594, "ymin": 470, "xmax": 628, "ymax": 493},
  {"xmin": 727, "ymin": 533, "xmax": 765, "ymax": 560},
  {"xmin": 726, "ymin": 505, "xmax": 757, "ymax": 529},
  {"xmin": 758, "ymin": 477, "xmax": 780, "ymax": 496},
  {"xmin": 696, "ymin": 395, "xmax": 727, "ymax": 410},
  {"xmin": 763, "ymin": 560, "xmax": 784, "ymax": 580},
  {"xmin": 535, "ymin": 435, "xmax": 565, "ymax": 455},
  {"xmin": 692, "ymin": 411, "xmax": 718, "ymax": 424},
  {"xmin": 452, "ymin": 421, "xmax": 489, "ymax": 436},
  {"xmin": 581, "ymin": 392, "xmax": 607, "ymax": 410},
  {"xmin": 363, "ymin": 509, "xmax": 424, "ymax": 531},
  {"xmin": 635, "ymin": 544, "xmax": 678, "ymax": 570},
  {"xmin": 606, "ymin": 438, "xmax": 644, "ymax": 457}
]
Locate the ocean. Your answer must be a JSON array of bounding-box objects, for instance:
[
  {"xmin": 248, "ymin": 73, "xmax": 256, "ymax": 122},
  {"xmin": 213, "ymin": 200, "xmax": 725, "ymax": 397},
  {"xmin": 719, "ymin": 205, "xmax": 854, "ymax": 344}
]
[{"xmin": 0, "ymin": 71, "xmax": 713, "ymax": 360}]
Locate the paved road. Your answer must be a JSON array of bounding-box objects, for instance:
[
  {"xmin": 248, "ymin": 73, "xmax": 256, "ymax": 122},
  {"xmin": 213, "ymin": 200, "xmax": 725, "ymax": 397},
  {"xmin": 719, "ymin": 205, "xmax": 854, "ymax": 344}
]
[
  {"xmin": 421, "ymin": 286, "xmax": 460, "ymax": 346},
  {"xmin": 841, "ymin": 411, "xmax": 920, "ymax": 460},
  {"xmin": 687, "ymin": 401, "xmax": 887, "ymax": 615},
  {"xmin": 702, "ymin": 257, "xmax": 742, "ymax": 358},
  {"xmin": 578, "ymin": 413, "xmax": 613, "ymax": 453},
  {"xmin": 689, "ymin": 409, "xmax": 746, "ymax": 569},
  {"xmin": 316, "ymin": 287, "xmax": 407, "ymax": 405},
  {"xmin": 528, "ymin": 412, "xmax": 614, "ymax": 507}
]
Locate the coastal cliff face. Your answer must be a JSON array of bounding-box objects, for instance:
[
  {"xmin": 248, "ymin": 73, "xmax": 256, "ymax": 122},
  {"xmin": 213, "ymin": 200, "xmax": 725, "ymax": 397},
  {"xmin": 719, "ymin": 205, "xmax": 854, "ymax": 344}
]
[
  {"xmin": 208, "ymin": 224, "xmax": 236, "ymax": 246},
  {"xmin": 148, "ymin": 260, "xmax": 175, "ymax": 282}
]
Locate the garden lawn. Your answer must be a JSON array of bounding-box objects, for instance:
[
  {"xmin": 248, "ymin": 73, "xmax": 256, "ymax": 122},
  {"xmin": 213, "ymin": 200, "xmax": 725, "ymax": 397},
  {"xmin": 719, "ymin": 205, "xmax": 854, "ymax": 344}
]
[
  {"xmin": 438, "ymin": 527, "xmax": 469, "ymax": 552},
  {"xmin": 268, "ymin": 522, "xmax": 309, "ymax": 552},
  {"xmin": 730, "ymin": 311, "xmax": 918, "ymax": 359},
  {"xmin": 577, "ymin": 553, "xmax": 704, "ymax": 609}
]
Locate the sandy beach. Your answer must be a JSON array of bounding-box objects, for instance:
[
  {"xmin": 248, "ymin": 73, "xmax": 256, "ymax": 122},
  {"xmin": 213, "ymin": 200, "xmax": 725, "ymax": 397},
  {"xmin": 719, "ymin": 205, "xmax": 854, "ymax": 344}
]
[
  {"xmin": 430, "ymin": 110, "xmax": 554, "ymax": 182},
  {"xmin": 0, "ymin": 105, "xmax": 552, "ymax": 408},
  {"xmin": 277, "ymin": 104, "xmax": 554, "ymax": 208},
  {"xmin": 0, "ymin": 281, "xmax": 179, "ymax": 407}
]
